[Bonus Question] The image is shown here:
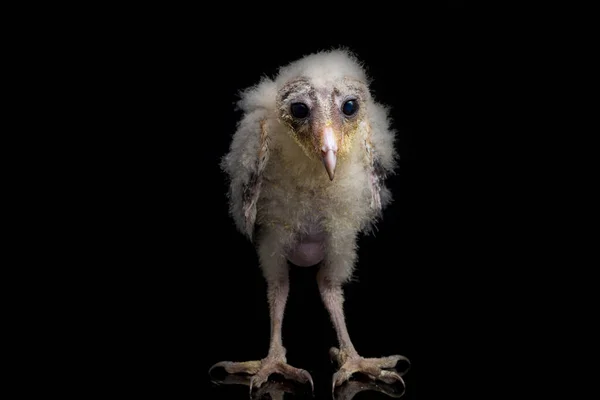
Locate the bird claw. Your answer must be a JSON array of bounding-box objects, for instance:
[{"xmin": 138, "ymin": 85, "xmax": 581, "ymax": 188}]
[
  {"xmin": 331, "ymin": 353, "xmax": 410, "ymax": 392},
  {"xmin": 332, "ymin": 369, "xmax": 351, "ymax": 397},
  {"xmin": 248, "ymin": 374, "xmax": 269, "ymax": 396},
  {"xmin": 208, "ymin": 361, "xmax": 231, "ymax": 377},
  {"xmin": 379, "ymin": 370, "xmax": 405, "ymax": 385},
  {"xmin": 386, "ymin": 355, "xmax": 411, "ymax": 372},
  {"xmin": 209, "ymin": 358, "xmax": 313, "ymax": 397},
  {"xmin": 301, "ymin": 369, "xmax": 315, "ymax": 396}
]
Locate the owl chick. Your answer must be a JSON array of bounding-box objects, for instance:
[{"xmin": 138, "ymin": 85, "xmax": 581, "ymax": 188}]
[{"xmin": 210, "ymin": 49, "xmax": 410, "ymax": 394}]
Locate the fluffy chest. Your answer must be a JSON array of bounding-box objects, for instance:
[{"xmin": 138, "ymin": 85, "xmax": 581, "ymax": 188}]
[
  {"xmin": 257, "ymin": 149, "xmax": 373, "ymax": 231},
  {"xmin": 259, "ymin": 161, "xmax": 345, "ymax": 222}
]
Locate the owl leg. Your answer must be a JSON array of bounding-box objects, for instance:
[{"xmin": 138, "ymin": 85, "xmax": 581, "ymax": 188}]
[
  {"xmin": 317, "ymin": 258, "xmax": 410, "ymax": 395},
  {"xmin": 209, "ymin": 236, "xmax": 313, "ymax": 394},
  {"xmin": 209, "ymin": 276, "xmax": 313, "ymax": 394}
]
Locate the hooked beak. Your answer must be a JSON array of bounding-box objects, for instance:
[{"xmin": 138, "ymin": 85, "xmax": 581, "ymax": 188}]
[{"xmin": 321, "ymin": 127, "xmax": 338, "ymax": 181}]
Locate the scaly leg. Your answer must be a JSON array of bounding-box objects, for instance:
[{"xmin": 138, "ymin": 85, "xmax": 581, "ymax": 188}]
[
  {"xmin": 209, "ymin": 272, "xmax": 313, "ymax": 393},
  {"xmin": 317, "ymin": 272, "xmax": 410, "ymax": 393}
]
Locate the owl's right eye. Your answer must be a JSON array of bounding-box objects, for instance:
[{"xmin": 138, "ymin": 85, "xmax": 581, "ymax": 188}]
[{"xmin": 290, "ymin": 102, "xmax": 309, "ymax": 119}]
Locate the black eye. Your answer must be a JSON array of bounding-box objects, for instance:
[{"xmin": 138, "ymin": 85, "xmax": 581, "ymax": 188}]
[
  {"xmin": 290, "ymin": 102, "xmax": 309, "ymax": 119},
  {"xmin": 342, "ymin": 99, "xmax": 358, "ymax": 116}
]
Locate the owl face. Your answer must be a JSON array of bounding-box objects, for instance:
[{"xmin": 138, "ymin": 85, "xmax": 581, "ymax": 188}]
[{"xmin": 276, "ymin": 77, "xmax": 369, "ymax": 180}]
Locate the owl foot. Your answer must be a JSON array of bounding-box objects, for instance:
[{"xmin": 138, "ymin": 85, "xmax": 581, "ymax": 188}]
[
  {"xmin": 209, "ymin": 356, "xmax": 313, "ymax": 396},
  {"xmin": 329, "ymin": 347, "xmax": 410, "ymax": 396}
]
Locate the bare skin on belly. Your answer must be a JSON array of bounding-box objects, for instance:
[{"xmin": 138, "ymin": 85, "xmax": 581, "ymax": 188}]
[{"xmin": 286, "ymin": 229, "xmax": 326, "ymax": 267}]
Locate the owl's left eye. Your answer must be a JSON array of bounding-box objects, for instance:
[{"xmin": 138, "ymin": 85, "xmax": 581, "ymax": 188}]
[
  {"xmin": 290, "ymin": 102, "xmax": 310, "ymax": 119},
  {"xmin": 342, "ymin": 99, "xmax": 359, "ymax": 116}
]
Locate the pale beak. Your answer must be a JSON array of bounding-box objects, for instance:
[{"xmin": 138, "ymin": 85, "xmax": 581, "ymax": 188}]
[
  {"xmin": 321, "ymin": 127, "xmax": 338, "ymax": 181},
  {"xmin": 322, "ymin": 149, "xmax": 336, "ymax": 180}
]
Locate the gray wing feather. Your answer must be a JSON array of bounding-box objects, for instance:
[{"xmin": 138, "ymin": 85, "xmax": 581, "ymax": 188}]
[
  {"xmin": 221, "ymin": 110, "xmax": 270, "ymax": 241},
  {"xmin": 364, "ymin": 125, "xmax": 389, "ymax": 215}
]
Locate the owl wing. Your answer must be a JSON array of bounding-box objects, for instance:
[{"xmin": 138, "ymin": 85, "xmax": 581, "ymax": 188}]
[{"xmin": 220, "ymin": 108, "xmax": 271, "ymax": 241}]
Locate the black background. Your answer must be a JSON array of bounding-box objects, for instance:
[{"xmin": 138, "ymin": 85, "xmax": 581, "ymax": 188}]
[{"xmin": 93, "ymin": 3, "xmax": 471, "ymax": 399}]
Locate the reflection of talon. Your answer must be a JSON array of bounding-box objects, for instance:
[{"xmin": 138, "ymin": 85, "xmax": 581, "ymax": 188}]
[
  {"xmin": 209, "ymin": 365, "xmax": 311, "ymax": 400},
  {"xmin": 210, "ymin": 372, "xmax": 253, "ymax": 387},
  {"xmin": 334, "ymin": 374, "xmax": 406, "ymax": 400}
]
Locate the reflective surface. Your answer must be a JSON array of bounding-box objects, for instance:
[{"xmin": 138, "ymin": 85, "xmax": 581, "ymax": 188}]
[{"xmin": 208, "ymin": 363, "xmax": 412, "ymax": 400}]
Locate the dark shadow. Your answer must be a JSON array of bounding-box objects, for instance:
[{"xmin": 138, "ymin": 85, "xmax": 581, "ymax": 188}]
[{"xmin": 209, "ymin": 370, "xmax": 313, "ymax": 399}]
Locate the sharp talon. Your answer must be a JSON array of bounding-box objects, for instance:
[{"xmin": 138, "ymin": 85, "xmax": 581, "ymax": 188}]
[
  {"xmin": 298, "ymin": 369, "xmax": 314, "ymax": 392},
  {"xmin": 250, "ymin": 373, "xmax": 268, "ymax": 394},
  {"xmin": 392, "ymin": 354, "xmax": 411, "ymax": 369},
  {"xmin": 402, "ymin": 356, "xmax": 411, "ymax": 370},
  {"xmin": 332, "ymin": 378, "xmax": 336, "ymax": 399},
  {"xmin": 303, "ymin": 370, "xmax": 314, "ymax": 395},
  {"xmin": 398, "ymin": 375, "xmax": 405, "ymax": 387},
  {"xmin": 332, "ymin": 370, "xmax": 341, "ymax": 397},
  {"xmin": 380, "ymin": 370, "xmax": 405, "ymax": 385},
  {"xmin": 332, "ymin": 370, "xmax": 345, "ymax": 389},
  {"xmin": 208, "ymin": 361, "xmax": 231, "ymax": 377},
  {"xmin": 390, "ymin": 376, "xmax": 406, "ymax": 397}
]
